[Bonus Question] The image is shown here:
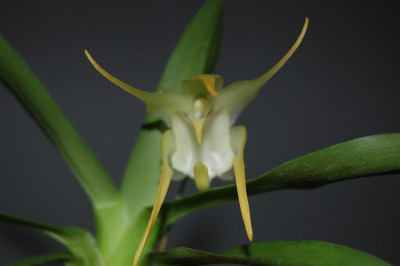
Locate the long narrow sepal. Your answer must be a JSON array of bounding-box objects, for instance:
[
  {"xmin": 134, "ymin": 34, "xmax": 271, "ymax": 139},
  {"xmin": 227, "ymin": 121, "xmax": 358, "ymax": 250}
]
[
  {"xmin": 255, "ymin": 17, "xmax": 308, "ymax": 85},
  {"xmin": 231, "ymin": 126, "xmax": 253, "ymax": 241},
  {"xmin": 214, "ymin": 18, "xmax": 309, "ymax": 123},
  {"xmin": 85, "ymin": 50, "xmax": 192, "ymax": 125},
  {"xmin": 133, "ymin": 130, "xmax": 175, "ymax": 266},
  {"xmin": 85, "ymin": 50, "xmax": 151, "ymax": 101}
]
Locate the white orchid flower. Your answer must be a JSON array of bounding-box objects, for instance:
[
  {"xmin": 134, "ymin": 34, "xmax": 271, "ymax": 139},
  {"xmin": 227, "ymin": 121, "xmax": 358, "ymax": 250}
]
[{"xmin": 85, "ymin": 18, "xmax": 308, "ymax": 266}]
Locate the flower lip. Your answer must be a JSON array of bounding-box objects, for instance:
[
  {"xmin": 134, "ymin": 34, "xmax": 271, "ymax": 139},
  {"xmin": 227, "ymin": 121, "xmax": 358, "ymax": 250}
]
[
  {"xmin": 171, "ymin": 107, "xmax": 235, "ymax": 180},
  {"xmin": 193, "ymin": 161, "xmax": 211, "ymax": 191}
]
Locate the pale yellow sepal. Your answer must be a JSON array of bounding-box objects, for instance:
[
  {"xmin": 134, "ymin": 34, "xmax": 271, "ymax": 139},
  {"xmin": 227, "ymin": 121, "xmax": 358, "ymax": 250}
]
[
  {"xmin": 133, "ymin": 130, "xmax": 175, "ymax": 266},
  {"xmin": 254, "ymin": 17, "xmax": 309, "ymax": 85},
  {"xmin": 231, "ymin": 126, "xmax": 253, "ymax": 242},
  {"xmin": 214, "ymin": 18, "xmax": 309, "ymax": 124},
  {"xmin": 85, "ymin": 50, "xmax": 151, "ymax": 102},
  {"xmin": 193, "ymin": 162, "xmax": 210, "ymax": 191},
  {"xmin": 85, "ymin": 50, "xmax": 192, "ymax": 126}
]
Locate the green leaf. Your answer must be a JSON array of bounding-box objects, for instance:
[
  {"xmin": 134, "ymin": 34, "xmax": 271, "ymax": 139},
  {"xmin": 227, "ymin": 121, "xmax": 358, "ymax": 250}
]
[
  {"xmin": 164, "ymin": 133, "xmax": 400, "ymax": 225},
  {"xmin": 9, "ymin": 252, "xmax": 74, "ymax": 266},
  {"xmin": 144, "ymin": 241, "xmax": 390, "ymax": 266},
  {"xmin": 155, "ymin": 0, "xmax": 223, "ymax": 93},
  {"xmin": 0, "ymin": 34, "xmax": 120, "ymax": 209},
  {"xmin": 120, "ymin": 0, "xmax": 223, "ymax": 221},
  {"xmin": 0, "ymin": 211, "xmax": 103, "ymax": 266}
]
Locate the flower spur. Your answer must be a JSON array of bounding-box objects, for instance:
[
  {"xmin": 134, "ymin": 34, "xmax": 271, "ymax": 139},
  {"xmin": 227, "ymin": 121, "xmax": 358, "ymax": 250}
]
[{"xmin": 85, "ymin": 18, "xmax": 308, "ymax": 266}]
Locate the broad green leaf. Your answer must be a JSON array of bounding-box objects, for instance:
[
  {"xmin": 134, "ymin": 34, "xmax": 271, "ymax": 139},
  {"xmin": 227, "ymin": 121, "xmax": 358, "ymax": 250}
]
[
  {"xmin": 120, "ymin": 0, "xmax": 223, "ymax": 223},
  {"xmin": 0, "ymin": 34, "xmax": 120, "ymax": 209},
  {"xmin": 0, "ymin": 33, "xmax": 125, "ymax": 256},
  {"xmin": 9, "ymin": 252, "xmax": 74, "ymax": 266},
  {"xmin": 164, "ymin": 133, "xmax": 400, "ymax": 225},
  {"xmin": 155, "ymin": 0, "xmax": 223, "ymax": 93},
  {"xmin": 144, "ymin": 241, "xmax": 390, "ymax": 266},
  {"xmin": 0, "ymin": 212, "xmax": 103, "ymax": 266}
]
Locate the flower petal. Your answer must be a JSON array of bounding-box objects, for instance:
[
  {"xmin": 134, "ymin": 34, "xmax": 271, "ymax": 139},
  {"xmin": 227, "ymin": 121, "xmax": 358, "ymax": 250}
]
[
  {"xmin": 171, "ymin": 107, "xmax": 234, "ymax": 180},
  {"xmin": 213, "ymin": 18, "xmax": 309, "ymax": 123},
  {"xmin": 171, "ymin": 112, "xmax": 199, "ymax": 177},
  {"xmin": 200, "ymin": 107, "xmax": 235, "ymax": 179},
  {"xmin": 85, "ymin": 50, "xmax": 192, "ymax": 126},
  {"xmin": 133, "ymin": 130, "xmax": 175, "ymax": 266},
  {"xmin": 231, "ymin": 126, "xmax": 253, "ymax": 241}
]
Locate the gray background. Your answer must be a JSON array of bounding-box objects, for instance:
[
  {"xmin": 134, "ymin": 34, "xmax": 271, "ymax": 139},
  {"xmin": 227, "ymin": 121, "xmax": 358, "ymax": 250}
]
[{"xmin": 1, "ymin": 0, "xmax": 399, "ymax": 265}]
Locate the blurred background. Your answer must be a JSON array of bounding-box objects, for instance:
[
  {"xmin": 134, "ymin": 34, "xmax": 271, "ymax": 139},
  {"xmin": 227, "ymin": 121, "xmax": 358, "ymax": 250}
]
[{"xmin": 1, "ymin": 0, "xmax": 399, "ymax": 265}]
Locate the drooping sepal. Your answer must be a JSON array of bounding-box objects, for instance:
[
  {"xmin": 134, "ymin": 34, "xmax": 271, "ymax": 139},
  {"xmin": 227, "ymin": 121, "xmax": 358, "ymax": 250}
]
[
  {"xmin": 230, "ymin": 126, "xmax": 253, "ymax": 241},
  {"xmin": 133, "ymin": 130, "xmax": 175, "ymax": 266}
]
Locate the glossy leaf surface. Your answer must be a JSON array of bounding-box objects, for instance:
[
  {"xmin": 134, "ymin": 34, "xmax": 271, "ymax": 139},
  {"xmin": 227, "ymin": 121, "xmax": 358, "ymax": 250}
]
[
  {"xmin": 145, "ymin": 241, "xmax": 389, "ymax": 266},
  {"xmin": 165, "ymin": 134, "xmax": 400, "ymax": 225}
]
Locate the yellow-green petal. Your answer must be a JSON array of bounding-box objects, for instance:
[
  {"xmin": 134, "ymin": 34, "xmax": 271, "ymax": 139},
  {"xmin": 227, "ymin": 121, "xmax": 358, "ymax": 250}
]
[
  {"xmin": 85, "ymin": 50, "xmax": 192, "ymax": 126},
  {"xmin": 213, "ymin": 18, "xmax": 309, "ymax": 123}
]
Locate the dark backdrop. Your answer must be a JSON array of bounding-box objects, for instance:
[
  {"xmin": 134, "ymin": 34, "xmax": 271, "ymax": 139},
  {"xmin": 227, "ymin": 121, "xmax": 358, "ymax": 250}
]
[{"xmin": 1, "ymin": 1, "xmax": 399, "ymax": 265}]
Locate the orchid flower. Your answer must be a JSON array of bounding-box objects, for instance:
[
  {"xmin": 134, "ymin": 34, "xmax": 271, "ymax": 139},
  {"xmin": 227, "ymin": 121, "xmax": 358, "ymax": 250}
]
[{"xmin": 85, "ymin": 18, "xmax": 308, "ymax": 266}]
